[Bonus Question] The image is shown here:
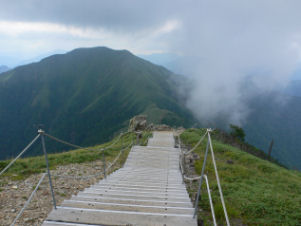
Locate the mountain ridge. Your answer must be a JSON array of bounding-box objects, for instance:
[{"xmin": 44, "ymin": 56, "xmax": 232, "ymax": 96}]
[{"xmin": 0, "ymin": 47, "xmax": 195, "ymax": 159}]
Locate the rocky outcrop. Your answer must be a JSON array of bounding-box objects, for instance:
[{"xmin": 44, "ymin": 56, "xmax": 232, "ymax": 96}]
[
  {"xmin": 152, "ymin": 124, "xmax": 172, "ymax": 131},
  {"xmin": 128, "ymin": 115, "xmax": 147, "ymax": 132}
]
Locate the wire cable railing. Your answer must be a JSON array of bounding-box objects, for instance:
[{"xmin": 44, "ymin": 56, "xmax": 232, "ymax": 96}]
[{"xmin": 178, "ymin": 128, "xmax": 230, "ymax": 226}]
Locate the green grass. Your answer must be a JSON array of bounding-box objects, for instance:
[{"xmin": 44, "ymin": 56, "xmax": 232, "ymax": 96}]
[
  {"xmin": 140, "ymin": 131, "xmax": 152, "ymax": 146},
  {"xmin": 181, "ymin": 128, "xmax": 301, "ymax": 225},
  {"xmin": 0, "ymin": 132, "xmax": 136, "ymax": 181}
]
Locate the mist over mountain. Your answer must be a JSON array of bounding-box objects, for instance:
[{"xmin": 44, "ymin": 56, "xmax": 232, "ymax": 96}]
[
  {"xmin": 0, "ymin": 46, "xmax": 300, "ymax": 170},
  {"xmin": 0, "ymin": 47, "xmax": 195, "ymax": 159},
  {"xmin": 243, "ymin": 92, "xmax": 301, "ymax": 170},
  {"xmin": 284, "ymin": 80, "xmax": 301, "ymax": 97}
]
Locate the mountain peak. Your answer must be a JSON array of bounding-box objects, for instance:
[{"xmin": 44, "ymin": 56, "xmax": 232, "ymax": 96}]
[
  {"xmin": 0, "ymin": 46, "xmax": 194, "ymax": 159},
  {"xmin": 68, "ymin": 46, "xmax": 133, "ymax": 56}
]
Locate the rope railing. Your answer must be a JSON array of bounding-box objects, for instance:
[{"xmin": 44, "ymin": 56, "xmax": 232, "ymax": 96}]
[
  {"xmin": 183, "ymin": 174, "xmax": 201, "ymax": 181},
  {"xmin": 51, "ymin": 140, "xmax": 133, "ymax": 180},
  {"xmin": 43, "ymin": 131, "xmax": 127, "ymax": 153},
  {"xmin": 39, "ymin": 130, "xmax": 134, "ymax": 213},
  {"xmin": 99, "ymin": 132, "xmax": 126, "ymax": 150},
  {"xmin": 45, "ymin": 131, "xmax": 132, "ymax": 177},
  {"xmin": 0, "ymin": 129, "xmax": 134, "ymax": 226},
  {"xmin": 178, "ymin": 134, "xmax": 202, "ymax": 181},
  {"xmin": 106, "ymin": 141, "xmax": 133, "ymax": 171},
  {"xmin": 0, "ymin": 134, "xmax": 40, "ymax": 177},
  {"xmin": 178, "ymin": 128, "xmax": 230, "ymax": 226},
  {"xmin": 184, "ymin": 130, "xmax": 208, "ymax": 156}
]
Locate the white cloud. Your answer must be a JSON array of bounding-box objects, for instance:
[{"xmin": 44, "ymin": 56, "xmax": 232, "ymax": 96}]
[
  {"xmin": 167, "ymin": 0, "xmax": 301, "ymax": 125},
  {"xmin": 0, "ymin": 19, "xmax": 180, "ymax": 66}
]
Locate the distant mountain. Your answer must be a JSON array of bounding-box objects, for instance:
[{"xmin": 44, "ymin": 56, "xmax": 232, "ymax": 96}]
[
  {"xmin": 244, "ymin": 93, "xmax": 301, "ymax": 170},
  {"xmin": 0, "ymin": 65, "xmax": 9, "ymax": 73},
  {"xmin": 0, "ymin": 47, "xmax": 196, "ymax": 159}
]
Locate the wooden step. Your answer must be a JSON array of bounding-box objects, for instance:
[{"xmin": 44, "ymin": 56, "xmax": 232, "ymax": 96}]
[
  {"xmin": 43, "ymin": 131, "xmax": 197, "ymax": 226},
  {"xmin": 44, "ymin": 206, "xmax": 196, "ymax": 226},
  {"xmin": 61, "ymin": 200, "xmax": 194, "ymax": 214}
]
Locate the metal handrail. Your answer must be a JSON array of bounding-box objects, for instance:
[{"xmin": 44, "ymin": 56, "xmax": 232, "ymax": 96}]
[
  {"xmin": 194, "ymin": 134, "xmax": 210, "ymax": 218},
  {"xmin": 208, "ymin": 132, "xmax": 230, "ymax": 225}
]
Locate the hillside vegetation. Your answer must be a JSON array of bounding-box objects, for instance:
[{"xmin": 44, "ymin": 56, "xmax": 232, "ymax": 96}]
[
  {"xmin": 0, "ymin": 47, "xmax": 195, "ymax": 160},
  {"xmin": 181, "ymin": 128, "xmax": 301, "ymax": 225}
]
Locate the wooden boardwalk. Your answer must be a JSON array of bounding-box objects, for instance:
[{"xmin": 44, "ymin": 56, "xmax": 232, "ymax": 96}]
[{"xmin": 42, "ymin": 131, "xmax": 197, "ymax": 226}]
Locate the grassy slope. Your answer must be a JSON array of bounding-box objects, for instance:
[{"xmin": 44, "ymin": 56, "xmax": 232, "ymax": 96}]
[
  {"xmin": 181, "ymin": 129, "xmax": 301, "ymax": 225},
  {"xmin": 0, "ymin": 132, "xmax": 151, "ymax": 182}
]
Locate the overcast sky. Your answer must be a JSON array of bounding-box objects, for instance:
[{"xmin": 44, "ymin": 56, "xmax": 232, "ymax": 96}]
[
  {"xmin": 0, "ymin": 0, "xmax": 187, "ymax": 66},
  {"xmin": 1, "ymin": 0, "xmax": 301, "ymax": 124}
]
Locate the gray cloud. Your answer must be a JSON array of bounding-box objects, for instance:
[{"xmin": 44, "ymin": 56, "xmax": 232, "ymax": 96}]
[
  {"xmin": 0, "ymin": 0, "xmax": 182, "ymax": 31},
  {"xmin": 168, "ymin": 0, "xmax": 301, "ymax": 124}
]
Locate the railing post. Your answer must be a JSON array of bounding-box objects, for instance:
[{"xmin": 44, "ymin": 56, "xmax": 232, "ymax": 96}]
[
  {"xmin": 38, "ymin": 129, "xmax": 57, "ymax": 209},
  {"xmin": 208, "ymin": 131, "xmax": 230, "ymax": 226},
  {"xmin": 204, "ymin": 174, "xmax": 217, "ymax": 226},
  {"xmin": 193, "ymin": 132, "xmax": 210, "ymax": 218},
  {"xmin": 102, "ymin": 150, "xmax": 106, "ymax": 179}
]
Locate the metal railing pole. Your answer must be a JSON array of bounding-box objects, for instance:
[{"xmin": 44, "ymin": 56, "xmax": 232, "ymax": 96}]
[
  {"xmin": 11, "ymin": 173, "xmax": 47, "ymax": 226},
  {"xmin": 208, "ymin": 131, "xmax": 230, "ymax": 226},
  {"xmin": 208, "ymin": 132, "xmax": 230, "ymax": 226},
  {"xmin": 103, "ymin": 150, "xmax": 106, "ymax": 179},
  {"xmin": 39, "ymin": 129, "xmax": 57, "ymax": 209},
  {"xmin": 204, "ymin": 174, "xmax": 217, "ymax": 226},
  {"xmin": 193, "ymin": 133, "xmax": 210, "ymax": 218}
]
